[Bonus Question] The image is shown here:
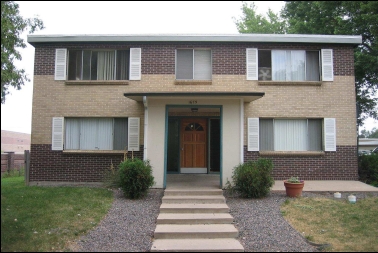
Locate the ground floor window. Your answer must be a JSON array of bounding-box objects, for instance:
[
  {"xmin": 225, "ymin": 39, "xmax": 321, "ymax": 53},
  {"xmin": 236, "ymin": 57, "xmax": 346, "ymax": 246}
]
[
  {"xmin": 64, "ymin": 118, "xmax": 129, "ymax": 150},
  {"xmin": 259, "ymin": 119, "xmax": 323, "ymax": 151}
]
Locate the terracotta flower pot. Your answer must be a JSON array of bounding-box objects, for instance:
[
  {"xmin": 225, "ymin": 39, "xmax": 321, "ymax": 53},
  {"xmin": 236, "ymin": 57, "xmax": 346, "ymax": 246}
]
[{"xmin": 284, "ymin": 180, "xmax": 305, "ymax": 197}]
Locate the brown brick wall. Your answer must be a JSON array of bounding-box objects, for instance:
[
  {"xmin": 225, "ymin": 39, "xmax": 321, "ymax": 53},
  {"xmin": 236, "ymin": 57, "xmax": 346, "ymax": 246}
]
[
  {"xmin": 244, "ymin": 146, "xmax": 358, "ymax": 180},
  {"xmin": 33, "ymin": 42, "xmax": 355, "ymax": 76},
  {"xmin": 29, "ymin": 144, "xmax": 144, "ymax": 182}
]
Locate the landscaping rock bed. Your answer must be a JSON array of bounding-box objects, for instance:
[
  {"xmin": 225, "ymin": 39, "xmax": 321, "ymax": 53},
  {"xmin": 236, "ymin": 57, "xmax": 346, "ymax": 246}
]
[
  {"xmin": 75, "ymin": 189, "xmax": 164, "ymax": 252},
  {"xmin": 73, "ymin": 189, "xmax": 377, "ymax": 252}
]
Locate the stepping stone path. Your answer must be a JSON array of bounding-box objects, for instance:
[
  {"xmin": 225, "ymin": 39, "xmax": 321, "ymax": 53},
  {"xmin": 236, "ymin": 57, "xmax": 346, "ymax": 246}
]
[{"xmin": 151, "ymin": 188, "xmax": 244, "ymax": 252}]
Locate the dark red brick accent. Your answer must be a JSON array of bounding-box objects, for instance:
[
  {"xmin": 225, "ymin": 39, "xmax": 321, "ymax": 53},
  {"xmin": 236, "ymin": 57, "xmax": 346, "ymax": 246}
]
[
  {"xmin": 244, "ymin": 146, "xmax": 359, "ymax": 180},
  {"xmin": 32, "ymin": 42, "xmax": 355, "ymax": 76},
  {"xmin": 29, "ymin": 144, "xmax": 144, "ymax": 182}
]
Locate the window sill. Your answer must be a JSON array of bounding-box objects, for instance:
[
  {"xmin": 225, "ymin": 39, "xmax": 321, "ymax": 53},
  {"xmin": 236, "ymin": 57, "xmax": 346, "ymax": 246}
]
[
  {"xmin": 175, "ymin": 80, "xmax": 212, "ymax": 85},
  {"xmin": 258, "ymin": 81, "xmax": 322, "ymax": 86},
  {"xmin": 63, "ymin": 150, "xmax": 127, "ymax": 155},
  {"xmin": 259, "ymin": 151, "xmax": 325, "ymax": 157},
  {"xmin": 65, "ymin": 80, "xmax": 129, "ymax": 85}
]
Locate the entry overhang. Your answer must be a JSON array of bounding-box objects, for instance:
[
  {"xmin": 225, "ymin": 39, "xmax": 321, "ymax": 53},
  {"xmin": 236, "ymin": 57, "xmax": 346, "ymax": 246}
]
[{"xmin": 123, "ymin": 92, "xmax": 265, "ymax": 103}]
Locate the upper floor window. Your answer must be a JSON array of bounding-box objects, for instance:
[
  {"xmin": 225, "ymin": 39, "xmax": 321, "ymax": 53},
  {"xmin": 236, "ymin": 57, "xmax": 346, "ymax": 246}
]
[
  {"xmin": 54, "ymin": 48, "xmax": 141, "ymax": 81},
  {"xmin": 246, "ymin": 48, "xmax": 333, "ymax": 82},
  {"xmin": 259, "ymin": 50, "xmax": 320, "ymax": 81},
  {"xmin": 68, "ymin": 50, "xmax": 130, "ymax": 80},
  {"xmin": 176, "ymin": 49, "xmax": 212, "ymax": 80}
]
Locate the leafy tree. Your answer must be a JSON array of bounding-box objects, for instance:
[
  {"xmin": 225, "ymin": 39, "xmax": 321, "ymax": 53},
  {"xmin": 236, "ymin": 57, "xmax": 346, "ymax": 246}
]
[
  {"xmin": 360, "ymin": 128, "xmax": 378, "ymax": 138},
  {"xmin": 234, "ymin": 1, "xmax": 378, "ymax": 126},
  {"xmin": 281, "ymin": 1, "xmax": 378, "ymax": 126},
  {"xmin": 234, "ymin": 2, "xmax": 286, "ymax": 34},
  {"xmin": 1, "ymin": 1, "xmax": 44, "ymax": 104}
]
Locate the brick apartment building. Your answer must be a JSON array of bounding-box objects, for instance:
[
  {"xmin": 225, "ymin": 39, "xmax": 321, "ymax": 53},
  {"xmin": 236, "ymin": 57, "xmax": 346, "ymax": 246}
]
[{"xmin": 26, "ymin": 34, "xmax": 361, "ymax": 187}]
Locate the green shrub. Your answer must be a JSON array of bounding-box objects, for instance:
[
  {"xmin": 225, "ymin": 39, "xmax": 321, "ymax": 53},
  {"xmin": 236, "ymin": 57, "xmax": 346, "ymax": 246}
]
[
  {"xmin": 231, "ymin": 158, "xmax": 274, "ymax": 198},
  {"xmin": 118, "ymin": 158, "xmax": 155, "ymax": 199},
  {"xmin": 358, "ymin": 153, "xmax": 378, "ymax": 187}
]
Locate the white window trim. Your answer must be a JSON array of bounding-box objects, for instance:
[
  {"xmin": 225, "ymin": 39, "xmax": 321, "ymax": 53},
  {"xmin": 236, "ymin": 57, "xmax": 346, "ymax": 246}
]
[{"xmin": 254, "ymin": 118, "xmax": 336, "ymax": 152}]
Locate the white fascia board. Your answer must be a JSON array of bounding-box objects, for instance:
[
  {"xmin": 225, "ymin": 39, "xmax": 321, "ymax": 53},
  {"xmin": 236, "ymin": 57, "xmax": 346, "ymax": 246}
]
[{"xmin": 27, "ymin": 34, "xmax": 362, "ymax": 45}]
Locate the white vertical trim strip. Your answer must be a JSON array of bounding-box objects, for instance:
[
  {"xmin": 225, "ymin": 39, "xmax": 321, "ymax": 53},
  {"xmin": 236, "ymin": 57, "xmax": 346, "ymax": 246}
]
[
  {"xmin": 240, "ymin": 99, "xmax": 244, "ymax": 163},
  {"xmin": 248, "ymin": 118, "xmax": 259, "ymax": 151},
  {"xmin": 246, "ymin": 48, "xmax": 258, "ymax": 80},
  {"xmin": 324, "ymin": 118, "xmax": 336, "ymax": 151},
  {"xmin": 321, "ymin": 49, "xmax": 334, "ymax": 81},
  {"xmin": 52, "ymin": 117, "xmax": 64, "ymax": 150},
  {"xmin": 128, "ymin": 117, "xmax": 140, "ymax": 151},
  {"xmin": 54, "ymin": 49, "xmax": 67, "ymax": 80},
  {"xmin": 143, "ymin": 96, "xmax": 148, "ymax": 160},
  {"xmin": 129, "ymin": 48, "xmax": 141, "ymax": 80}
]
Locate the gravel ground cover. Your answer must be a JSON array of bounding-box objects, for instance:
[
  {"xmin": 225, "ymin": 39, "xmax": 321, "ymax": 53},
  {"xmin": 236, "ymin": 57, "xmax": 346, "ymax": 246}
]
[
  {"xmin": 73, "ymin": 188, "xmax": 377, "ymax": 252},
  {"xmin": 74, "ymin": 189, "xmax": 164, "ymax": 252}
]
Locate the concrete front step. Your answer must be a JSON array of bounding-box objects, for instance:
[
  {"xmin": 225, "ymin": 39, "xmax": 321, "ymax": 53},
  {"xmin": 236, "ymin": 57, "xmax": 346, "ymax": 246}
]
[
  {"xmin": 164, "ymin": 189, "xmax": 224, "ymax": 196},
  {"xmin": 157, "ymin": 213, "xmax": 234, "ymax": 224},
  {"xmin": 151, "ymin": 238, "xmax": 244, "ymax": 252},
  {"xmin": 154, "ymin": 224, "xmax": 239, "ymax": 239},
  {"xmin": 159, "ymin": 203, "xmax": 229, "ymax": 213},
  {"xmin": 162, "ymin": 195, "xmax": 225, "ymax": 204}
]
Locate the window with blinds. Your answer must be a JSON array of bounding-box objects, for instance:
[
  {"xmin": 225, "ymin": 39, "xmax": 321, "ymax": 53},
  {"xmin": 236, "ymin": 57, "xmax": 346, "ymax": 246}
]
[
  {"xmin": 176, "ymin": 49, "xmax": 212, "ymax": 80},
  {"xmin": 249, "ymin": 48, "xmax": 333, "ymax": 81},
  {"xmin": 64, "ymin": 118, "xmax": 128, "ymax": 150},
  {"xmin": 68, "ymin": 50, "xmax": 130, "ymax": 80},
  {"xmin": 259, "ymin": 119, "xmax": 323, "ymax": 151}
]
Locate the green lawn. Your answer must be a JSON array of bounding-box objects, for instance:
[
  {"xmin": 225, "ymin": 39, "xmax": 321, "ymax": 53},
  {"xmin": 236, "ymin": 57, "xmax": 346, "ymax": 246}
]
[
  {"xmin": 281, "ymin": 196, "xmax": 378, "ymax": 252},
  {"xmin": 1, "ymin": 176, "xmax": 114, "ymax": 252}
]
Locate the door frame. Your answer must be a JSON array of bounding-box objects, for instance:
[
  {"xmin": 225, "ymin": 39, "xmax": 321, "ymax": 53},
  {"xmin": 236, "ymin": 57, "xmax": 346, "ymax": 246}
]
[{"xmin": 164, "ymin": 105, "xmax": 223, "ymax": 188}]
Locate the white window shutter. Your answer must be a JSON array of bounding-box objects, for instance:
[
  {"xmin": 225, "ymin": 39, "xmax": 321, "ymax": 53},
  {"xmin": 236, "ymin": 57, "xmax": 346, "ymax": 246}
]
[
  {"xmin": 324, "ymin": 118, "xmax": 336, "ymax": 151},
  {"xmin": 321, "ymin": 49, "xmax": 333, "ymax": 81},
  {"xmin": 55, "ymin": 49, "xmax": 67, "ymax": 80},
  {"xmin": 128, "ymin": 117, "xmax": 140, "ymax": 151},
  {"xmin": 52, "ymin": 117, "xmax": 64, "ymax": 150},
  {"xmin": 246, "ymin": 48, "xmax": 258, "ymax": 80},
  {"xmin": 248, "ymin": 118, "xmax": 259, "ymax": 151},
  {"xmin": 129, "ymin": 48, "xmax": 141, "ymax": 80}
]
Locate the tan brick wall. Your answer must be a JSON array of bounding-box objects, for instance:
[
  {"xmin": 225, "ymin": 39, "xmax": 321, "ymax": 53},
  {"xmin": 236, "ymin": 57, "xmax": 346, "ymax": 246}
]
[
  {"xmin": 32, "ymin": 74, "xmax": 356, "ymax": 147},
  {"xmin": 31, "ymin": 76, "xmax": 144, "ymax": 144},
  {"xmin": 243, "ymin": 76, "xmax": 357, "ymax": 146}
]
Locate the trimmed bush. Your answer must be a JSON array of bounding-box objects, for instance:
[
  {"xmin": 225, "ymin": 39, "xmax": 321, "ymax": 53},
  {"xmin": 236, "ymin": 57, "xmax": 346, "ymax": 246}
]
[
  {"xmin": 231, "ymin": 158, "xmax": 274, "ymax": 198},
  {"xmin": 358, "ymin": 153, "xmax": 378, "ymax": 187},
  {"xmin": 118, "ymin": 158, "xmax": 155, "ymax": 199}
]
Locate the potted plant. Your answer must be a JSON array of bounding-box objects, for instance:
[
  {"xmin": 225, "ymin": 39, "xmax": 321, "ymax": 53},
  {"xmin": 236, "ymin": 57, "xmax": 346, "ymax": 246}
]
[{"xmin": 284, "ymin": 176, "xmax": 305, "ymax": 197}]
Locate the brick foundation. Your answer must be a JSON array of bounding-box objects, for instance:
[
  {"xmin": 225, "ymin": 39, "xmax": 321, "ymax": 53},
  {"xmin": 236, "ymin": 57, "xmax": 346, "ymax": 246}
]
[
  {"xmin": 244, "ymin": 146, "xmax": 359, "ymax": 180},
  {"xmin": 29, "ymin": 144, "xmax": 144, "ymax": 182}
]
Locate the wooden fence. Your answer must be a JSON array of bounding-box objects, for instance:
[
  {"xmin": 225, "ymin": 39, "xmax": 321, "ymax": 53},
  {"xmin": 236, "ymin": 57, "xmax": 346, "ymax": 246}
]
[{"xmin": 1, "ymin": 152, "xmax": 26, "ymax": 173}]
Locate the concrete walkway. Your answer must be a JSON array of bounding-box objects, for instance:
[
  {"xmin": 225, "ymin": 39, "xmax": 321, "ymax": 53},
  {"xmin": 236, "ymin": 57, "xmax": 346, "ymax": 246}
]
[
  {"xmin": 166, "ymin": 174, "xmax": 378, "ymax": 192},
  {"xmin": 272, "ymin": 180, "xmax": 378, "ymax": 192}
]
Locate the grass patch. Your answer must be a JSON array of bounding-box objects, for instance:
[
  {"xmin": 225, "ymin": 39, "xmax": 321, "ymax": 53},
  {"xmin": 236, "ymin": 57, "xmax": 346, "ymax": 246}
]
[
  {"xmin": 280, "ymin": 196, "xmax": 378, "ymax": 252},
  {"xmin": 1, "ymin": 176, "xmax": 114, "ymax": 252},
  {"xmin": 1, "ymin": 167, "xmax": 25, "ymax": 178}
]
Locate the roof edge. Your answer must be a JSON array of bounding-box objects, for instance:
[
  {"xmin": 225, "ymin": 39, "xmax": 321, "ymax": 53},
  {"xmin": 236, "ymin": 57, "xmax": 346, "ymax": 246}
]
[{"xmin": 27, "ymin": 34, "xmax": 362, "ymax": 45}]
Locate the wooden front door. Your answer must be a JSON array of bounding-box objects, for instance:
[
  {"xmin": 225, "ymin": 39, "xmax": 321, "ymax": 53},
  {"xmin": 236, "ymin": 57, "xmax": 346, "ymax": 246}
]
[{"xmin": 180, "ymin": 118, "xmax": 207, "ymax": 172}]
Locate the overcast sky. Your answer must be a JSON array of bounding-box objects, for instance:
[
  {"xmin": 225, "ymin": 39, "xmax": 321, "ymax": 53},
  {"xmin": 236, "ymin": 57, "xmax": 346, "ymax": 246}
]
[{"xmin": 1, "ymin": 1, "xmax": 376, "ymax": 134}]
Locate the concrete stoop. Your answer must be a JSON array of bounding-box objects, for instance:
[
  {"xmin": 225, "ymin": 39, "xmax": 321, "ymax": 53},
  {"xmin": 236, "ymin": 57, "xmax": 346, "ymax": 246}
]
[{"xmin": 151, "ymin": 189, "xmax": 244, "ymax": 252}]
